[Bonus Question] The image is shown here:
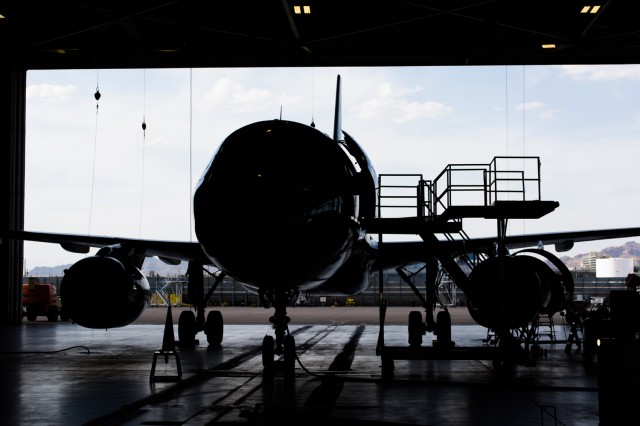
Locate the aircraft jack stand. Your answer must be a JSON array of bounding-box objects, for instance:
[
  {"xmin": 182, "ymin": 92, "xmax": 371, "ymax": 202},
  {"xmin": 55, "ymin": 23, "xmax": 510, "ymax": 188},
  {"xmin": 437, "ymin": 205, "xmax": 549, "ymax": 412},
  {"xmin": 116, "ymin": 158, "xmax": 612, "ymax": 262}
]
[{"xmin": 150, "ymin": 305, "xmax": 183, "ymax": 382}]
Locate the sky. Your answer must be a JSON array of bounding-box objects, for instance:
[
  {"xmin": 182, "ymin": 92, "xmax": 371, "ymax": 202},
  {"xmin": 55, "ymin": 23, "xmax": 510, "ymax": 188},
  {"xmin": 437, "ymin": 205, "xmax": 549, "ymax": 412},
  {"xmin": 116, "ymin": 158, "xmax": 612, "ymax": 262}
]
[{"xmin": 23, "ymin": 65, "xmax": 640, "ymax": 270}]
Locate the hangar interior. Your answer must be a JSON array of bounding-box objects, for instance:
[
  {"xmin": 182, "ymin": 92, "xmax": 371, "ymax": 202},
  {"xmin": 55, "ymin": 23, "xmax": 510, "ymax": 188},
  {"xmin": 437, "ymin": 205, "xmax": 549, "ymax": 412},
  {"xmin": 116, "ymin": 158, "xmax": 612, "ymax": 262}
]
[
  {"xmin": 4, "ymin": 0, "xmax": 640, "ymax": 325},
  {"xmin": 2, "ymin": 2, "xmax": 640, "ymax": 425}
]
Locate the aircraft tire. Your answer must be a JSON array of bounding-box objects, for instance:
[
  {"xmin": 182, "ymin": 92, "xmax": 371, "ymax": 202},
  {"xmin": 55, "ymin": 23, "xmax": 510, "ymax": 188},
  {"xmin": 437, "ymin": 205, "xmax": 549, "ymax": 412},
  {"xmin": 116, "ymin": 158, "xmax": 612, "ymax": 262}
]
[
  {"xmin": 283, "ymin": 334, "xmax": 296, "ymax": 373},
  {"xmin": 381, "ymin": 356, "xmax": 395, "ymax": 378},
  {"xmin": 47, "ymin": 305, "xmax": 58, "ymax": 322},
  {"xmin": 408, "ymin": 310, "xmax": 423, "ymax": 347},
  {"xmin": 262, "ymin": 335, "xmax": 275, "ymax": 370},
  {"xmin": 205, "ymin": 310, "xmax": 223, "ymax": 346},
  {"xmin": 436, "ymin": 310, "xmax": 452, "ymax": 346},
  {"xmin": 26, "ymin": 306, "xmax": 37, "ymax": 321},
  {"xmin": 178, "ymin": 310, "xmax": 197, "ymax": 346}
]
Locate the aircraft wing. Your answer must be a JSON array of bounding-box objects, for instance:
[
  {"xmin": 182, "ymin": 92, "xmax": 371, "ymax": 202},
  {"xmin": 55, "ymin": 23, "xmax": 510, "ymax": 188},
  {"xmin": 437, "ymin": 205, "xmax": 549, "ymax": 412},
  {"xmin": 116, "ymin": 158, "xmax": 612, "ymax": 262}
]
[
  {"xmin": 11, "ymin": 226, "xmax": 640, "ymax": 270},
  {"xmin": 9, "ymin": 230, "xmax": 208, "ymax": 265},
  {"xmin": 472, "ymin": 226, "xmax": 640, "ymax": 252},
  {"xmin": 373, "ymin": 226, "xmax": 640, "ymax": 270}
]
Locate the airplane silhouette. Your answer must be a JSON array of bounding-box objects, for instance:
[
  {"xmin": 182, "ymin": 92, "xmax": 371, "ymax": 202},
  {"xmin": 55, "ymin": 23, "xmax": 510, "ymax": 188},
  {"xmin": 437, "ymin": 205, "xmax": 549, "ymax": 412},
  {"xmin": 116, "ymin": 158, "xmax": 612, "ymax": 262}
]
[{"xmin": 11, "ymin": 75, "xmax": 640, "ymax": 370}]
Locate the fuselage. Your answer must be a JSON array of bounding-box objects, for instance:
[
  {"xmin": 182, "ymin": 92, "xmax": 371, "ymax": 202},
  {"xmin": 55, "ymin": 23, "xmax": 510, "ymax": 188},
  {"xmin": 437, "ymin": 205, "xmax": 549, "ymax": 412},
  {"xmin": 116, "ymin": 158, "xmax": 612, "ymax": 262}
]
[{"xmin": 194, "ymin": 119, "xmax": 377, "ymax": 292}]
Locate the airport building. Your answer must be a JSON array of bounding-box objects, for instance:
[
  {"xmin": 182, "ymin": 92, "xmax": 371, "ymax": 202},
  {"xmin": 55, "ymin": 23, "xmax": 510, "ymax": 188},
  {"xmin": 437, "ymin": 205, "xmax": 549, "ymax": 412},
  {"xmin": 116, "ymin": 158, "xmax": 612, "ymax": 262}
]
[{"xmin": 596, "ymin": 258, "xmax": 634, "ymax": 278}]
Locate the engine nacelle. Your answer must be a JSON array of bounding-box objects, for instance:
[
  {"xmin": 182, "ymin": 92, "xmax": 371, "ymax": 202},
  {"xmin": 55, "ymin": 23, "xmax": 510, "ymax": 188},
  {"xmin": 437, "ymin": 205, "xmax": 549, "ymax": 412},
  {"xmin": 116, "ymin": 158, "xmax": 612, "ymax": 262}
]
[
  {"xmin": 466, "ymin": 254, "xmax": 563, "ymax": 330},
  {"xmin": 60, "ymin": 255, "xmax": 151, "ymax": 329}
]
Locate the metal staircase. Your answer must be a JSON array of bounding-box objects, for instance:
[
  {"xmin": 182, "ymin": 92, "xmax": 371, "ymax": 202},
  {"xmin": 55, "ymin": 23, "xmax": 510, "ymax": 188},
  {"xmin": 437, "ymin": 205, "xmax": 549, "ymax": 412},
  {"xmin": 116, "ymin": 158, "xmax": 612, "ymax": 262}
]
[
  {"xmin": 373, "ymin": 156, "xmax": 560, "ymax": 373},
  {"xmin": 152, "ymin": 277, "xmax": 184, "ymax": 307},
  {"xmin": 375, "ymin": 156, "xmax": 556, "ymax": 271}
]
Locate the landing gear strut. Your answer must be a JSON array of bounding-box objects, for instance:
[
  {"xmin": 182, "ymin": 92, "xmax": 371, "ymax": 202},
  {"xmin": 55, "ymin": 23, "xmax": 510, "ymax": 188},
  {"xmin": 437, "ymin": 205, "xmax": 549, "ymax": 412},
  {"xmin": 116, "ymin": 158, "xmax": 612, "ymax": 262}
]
[
  {"xmin": 260, "ymin": 288, "xmax": 298, "ymax": 374},
  {"xmin": 177, "ymin": 260, "xmax": 225, "ymax": 347}
]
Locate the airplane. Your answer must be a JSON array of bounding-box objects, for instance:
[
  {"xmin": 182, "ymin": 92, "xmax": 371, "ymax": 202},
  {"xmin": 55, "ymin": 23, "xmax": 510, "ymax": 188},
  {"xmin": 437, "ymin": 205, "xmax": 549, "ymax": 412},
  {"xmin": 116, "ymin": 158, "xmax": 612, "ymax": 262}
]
[{"xmin": 9, "ymin": 75, "xmax": 640, "ymax": 371}]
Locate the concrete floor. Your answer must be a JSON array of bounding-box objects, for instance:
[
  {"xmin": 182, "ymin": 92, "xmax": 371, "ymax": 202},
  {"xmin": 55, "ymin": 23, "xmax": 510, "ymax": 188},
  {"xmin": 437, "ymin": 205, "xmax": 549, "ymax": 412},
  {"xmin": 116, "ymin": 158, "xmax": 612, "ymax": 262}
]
[{"xmin": 0, "ymin": 306, "xmax": 617, "ymax": 425}]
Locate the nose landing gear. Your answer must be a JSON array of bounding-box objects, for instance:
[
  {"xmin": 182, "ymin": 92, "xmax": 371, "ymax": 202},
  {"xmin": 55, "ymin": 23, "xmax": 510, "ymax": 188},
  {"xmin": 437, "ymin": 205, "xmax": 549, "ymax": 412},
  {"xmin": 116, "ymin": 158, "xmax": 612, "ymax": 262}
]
[{"xmin": 260, "ymin": 289, "xmax": 299, "ymax": 375}]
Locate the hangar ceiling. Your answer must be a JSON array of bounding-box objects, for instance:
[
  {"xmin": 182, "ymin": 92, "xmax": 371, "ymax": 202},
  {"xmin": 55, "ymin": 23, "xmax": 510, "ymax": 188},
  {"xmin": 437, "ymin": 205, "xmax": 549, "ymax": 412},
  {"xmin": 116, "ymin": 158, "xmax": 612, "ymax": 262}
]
[{"xmin": 2, "ymin": 0, "xmax": 640, "ymax": 70}]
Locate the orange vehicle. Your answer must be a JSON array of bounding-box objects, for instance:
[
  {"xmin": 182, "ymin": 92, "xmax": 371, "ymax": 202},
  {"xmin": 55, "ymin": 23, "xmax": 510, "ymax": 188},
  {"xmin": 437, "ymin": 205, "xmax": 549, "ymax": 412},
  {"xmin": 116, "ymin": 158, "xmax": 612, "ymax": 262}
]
[{"xmin": 22, "ymin": 278, "xmax": 65, "ymax": 322}]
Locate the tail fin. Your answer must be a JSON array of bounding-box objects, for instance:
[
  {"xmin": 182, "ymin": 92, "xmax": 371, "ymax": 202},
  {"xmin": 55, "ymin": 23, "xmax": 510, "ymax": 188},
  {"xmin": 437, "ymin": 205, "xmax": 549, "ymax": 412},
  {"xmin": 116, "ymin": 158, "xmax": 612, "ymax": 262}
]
[{"xmin": 332, "ymin": 75, "xmax": 342, "ymax": 142}]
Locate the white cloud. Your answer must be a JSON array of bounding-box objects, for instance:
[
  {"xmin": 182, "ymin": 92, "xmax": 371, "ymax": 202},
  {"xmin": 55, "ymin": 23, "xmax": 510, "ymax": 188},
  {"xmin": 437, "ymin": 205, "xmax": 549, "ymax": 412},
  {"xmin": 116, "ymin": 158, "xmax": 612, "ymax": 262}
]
[
  {"xmin": 559, "ymin": 65, "xmax": 640, "ymax": 81},
  {"xmin": 22, "ymin": 66, "xmax": 640, "ymax": 267},
  {"xmin": 515, "ymin": 101, "xmax": 559, "ymax": 120},
  {"xmin": 516, "ymin": 101, "xmax": 545, "ymax": 111},
  {"xmin": 537, "ymin": 111, "xmax": 557, "ymax": 120},
  {"xmin": 199, "ymin": 78, "xmax": 275, "ymax": 113},
  {"xmin": 26, "ymin": 83, "xmax": 76, "ymax": 101},
  {"xmin": 355, "ymin": 82, "xmax": 453, "ymax": 123}
]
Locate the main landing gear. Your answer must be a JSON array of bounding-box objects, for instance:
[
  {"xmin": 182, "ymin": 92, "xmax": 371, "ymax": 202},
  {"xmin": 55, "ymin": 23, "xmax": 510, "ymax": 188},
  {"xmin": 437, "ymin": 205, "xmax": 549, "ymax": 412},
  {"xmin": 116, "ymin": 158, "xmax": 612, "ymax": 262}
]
[
  {"xmin": 177, "ymin": 306, "xmax": 224, "ymax": 347},
  {"xmin": 177, "ymin": 261, "xmax": 225, "ymax": 347},
  {"xmin": 260, "ymin": 288, "xmax": 298, "ymax": 375},
  {"xmin": 179, "ymin": 309, "xmax": 224, "ymax": 346}
]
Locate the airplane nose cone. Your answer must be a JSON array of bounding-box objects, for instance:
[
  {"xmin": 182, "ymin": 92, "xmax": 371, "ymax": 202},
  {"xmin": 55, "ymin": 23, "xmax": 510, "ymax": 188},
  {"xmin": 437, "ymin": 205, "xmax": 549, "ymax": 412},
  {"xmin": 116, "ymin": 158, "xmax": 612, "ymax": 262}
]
[{"xmin": 194, "ymin": 120, "xmax": 359, "ymax": 289}]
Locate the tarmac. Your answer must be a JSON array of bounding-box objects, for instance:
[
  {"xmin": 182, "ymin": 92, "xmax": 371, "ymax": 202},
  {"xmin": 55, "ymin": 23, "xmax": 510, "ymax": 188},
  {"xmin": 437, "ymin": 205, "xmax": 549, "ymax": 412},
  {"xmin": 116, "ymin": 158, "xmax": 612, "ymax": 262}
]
[
  {"xmin": 135, "ymin": 305, "xmax": 490, "ymax": 326},
  {"xmin": 0, "ymin": 305, "xmax": 622, "ymax": 425}
]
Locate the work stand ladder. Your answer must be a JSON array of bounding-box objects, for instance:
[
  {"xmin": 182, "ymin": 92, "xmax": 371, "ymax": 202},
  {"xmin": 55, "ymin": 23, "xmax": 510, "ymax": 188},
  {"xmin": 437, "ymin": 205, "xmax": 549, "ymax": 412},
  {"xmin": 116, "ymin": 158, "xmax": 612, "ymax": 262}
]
[{"xmin": 369, "ymin": 156, "xmax": 559, "ymax": 374}]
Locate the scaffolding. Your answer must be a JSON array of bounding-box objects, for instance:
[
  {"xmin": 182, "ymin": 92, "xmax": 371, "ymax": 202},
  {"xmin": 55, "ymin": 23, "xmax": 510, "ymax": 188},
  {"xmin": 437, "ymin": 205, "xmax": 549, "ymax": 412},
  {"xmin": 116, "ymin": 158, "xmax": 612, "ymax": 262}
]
[{"xmin": 151, "ymin": 276, "xmax": 185, "ymax": 307}]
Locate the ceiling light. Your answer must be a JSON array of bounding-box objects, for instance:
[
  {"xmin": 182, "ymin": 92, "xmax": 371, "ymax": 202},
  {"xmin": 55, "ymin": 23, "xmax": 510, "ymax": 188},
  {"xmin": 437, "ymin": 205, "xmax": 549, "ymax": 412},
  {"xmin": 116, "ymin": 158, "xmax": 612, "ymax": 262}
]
[
  {"xmin": 293, "ymin": 5, "xmax": 311, "ymax": 15},
  {"xmin": 542, "ymin": 43, "xmax": 556, "ymax": 49},
  {"xmin": 580, "ymin": 5, "xmax": 601, "ymax": 14}
]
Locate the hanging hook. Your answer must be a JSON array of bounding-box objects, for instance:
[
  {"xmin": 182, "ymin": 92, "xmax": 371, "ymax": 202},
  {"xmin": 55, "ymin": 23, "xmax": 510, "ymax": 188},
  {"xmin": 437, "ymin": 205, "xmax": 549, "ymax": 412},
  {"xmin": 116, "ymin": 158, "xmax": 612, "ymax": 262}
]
[{"xmin": 94, "ymin": 86, "xmax": 101, "ymax": 112}]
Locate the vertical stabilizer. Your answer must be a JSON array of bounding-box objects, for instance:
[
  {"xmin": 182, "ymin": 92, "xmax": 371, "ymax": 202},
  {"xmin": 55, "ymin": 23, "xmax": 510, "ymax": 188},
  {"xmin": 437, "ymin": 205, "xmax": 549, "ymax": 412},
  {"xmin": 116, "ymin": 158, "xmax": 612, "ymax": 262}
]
[{"xmin": 333, "ymin": 75, "xmax": 342, "ymax": 142}]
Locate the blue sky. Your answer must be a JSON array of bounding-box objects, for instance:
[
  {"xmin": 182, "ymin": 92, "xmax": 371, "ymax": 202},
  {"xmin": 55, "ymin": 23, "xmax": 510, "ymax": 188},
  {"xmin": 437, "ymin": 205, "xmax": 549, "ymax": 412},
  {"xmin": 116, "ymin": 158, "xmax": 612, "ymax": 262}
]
[{"xmin": 23, "ymin": 65, "xmax": 640, "ymax": 269}]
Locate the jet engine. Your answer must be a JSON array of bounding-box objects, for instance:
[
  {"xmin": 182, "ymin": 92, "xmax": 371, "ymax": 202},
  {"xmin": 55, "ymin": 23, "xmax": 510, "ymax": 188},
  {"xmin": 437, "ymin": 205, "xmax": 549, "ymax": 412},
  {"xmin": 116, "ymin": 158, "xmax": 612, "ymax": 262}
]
[
  {"xmin": 466, "ymin": 250, "xmax": 572, "ymax": 330},
  {"xmin": 60, "ymin": 249, "xmax": 151, "ymax": 329}
]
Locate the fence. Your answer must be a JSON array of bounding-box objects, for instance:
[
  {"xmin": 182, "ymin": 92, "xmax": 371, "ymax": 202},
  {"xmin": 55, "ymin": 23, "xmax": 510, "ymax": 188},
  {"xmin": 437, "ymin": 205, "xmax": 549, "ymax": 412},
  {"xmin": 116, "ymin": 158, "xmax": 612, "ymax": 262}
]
[{"xmin": 22, "ymin": 273, "xmax": 628, "ymax": 308}]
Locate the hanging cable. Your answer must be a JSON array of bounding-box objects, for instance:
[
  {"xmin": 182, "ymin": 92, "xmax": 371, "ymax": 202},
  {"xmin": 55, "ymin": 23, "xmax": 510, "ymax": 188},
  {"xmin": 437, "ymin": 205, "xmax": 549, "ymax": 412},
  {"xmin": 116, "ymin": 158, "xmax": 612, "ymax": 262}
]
[
  {"xmin": 504, "ymin": 65, "xmax": 511, "ymax": 208},
  {"xmin": 503, "ymin": 65, "xmax": 513, "ymax": 241},
  {"xmin": 139, "ymin": 69, "xmax": 147, "ymax": 238},
  {"xmin": 522, "ymin": 65, "xmax": 526, "ymax": 158},
  {"xmin": 189, "ymin": 68, "xmax": 193, "ymax": 242},
  {"xmin": 505, "ymin": 65, "xmax": 509, "ymax": 159},
  {"xmin": 310, "ymin": 67, "xmax": 315, "ymax": 127},
  {"xmin": 522, "ymin": 65, "xmax": 526, "ymax": 237},
  {"xmin": 88, "ymin": 70, "xmax": 101, "ymax": 235}
]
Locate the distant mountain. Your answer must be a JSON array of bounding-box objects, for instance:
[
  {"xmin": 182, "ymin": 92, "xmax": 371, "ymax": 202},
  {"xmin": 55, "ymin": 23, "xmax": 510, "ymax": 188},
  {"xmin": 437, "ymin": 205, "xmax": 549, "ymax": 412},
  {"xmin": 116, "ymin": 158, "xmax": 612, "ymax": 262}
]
[
  {"xmin": 26, "ymin": 241, "xmax": 640, "ymax": 277},
  {"xmin": 27, "ymin": 256, "xmax": 188, "ymax": 277},
  {"xmin": 559, "ymin": 241, "xmax": 640, "ymax": 270},
  {"xmin": 142, "ymin": 257, "xmax": 189, "ymax": 276},
  {"xmin": 28, "ymin": 264, "xmax": 71, "ymax": 277}
]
